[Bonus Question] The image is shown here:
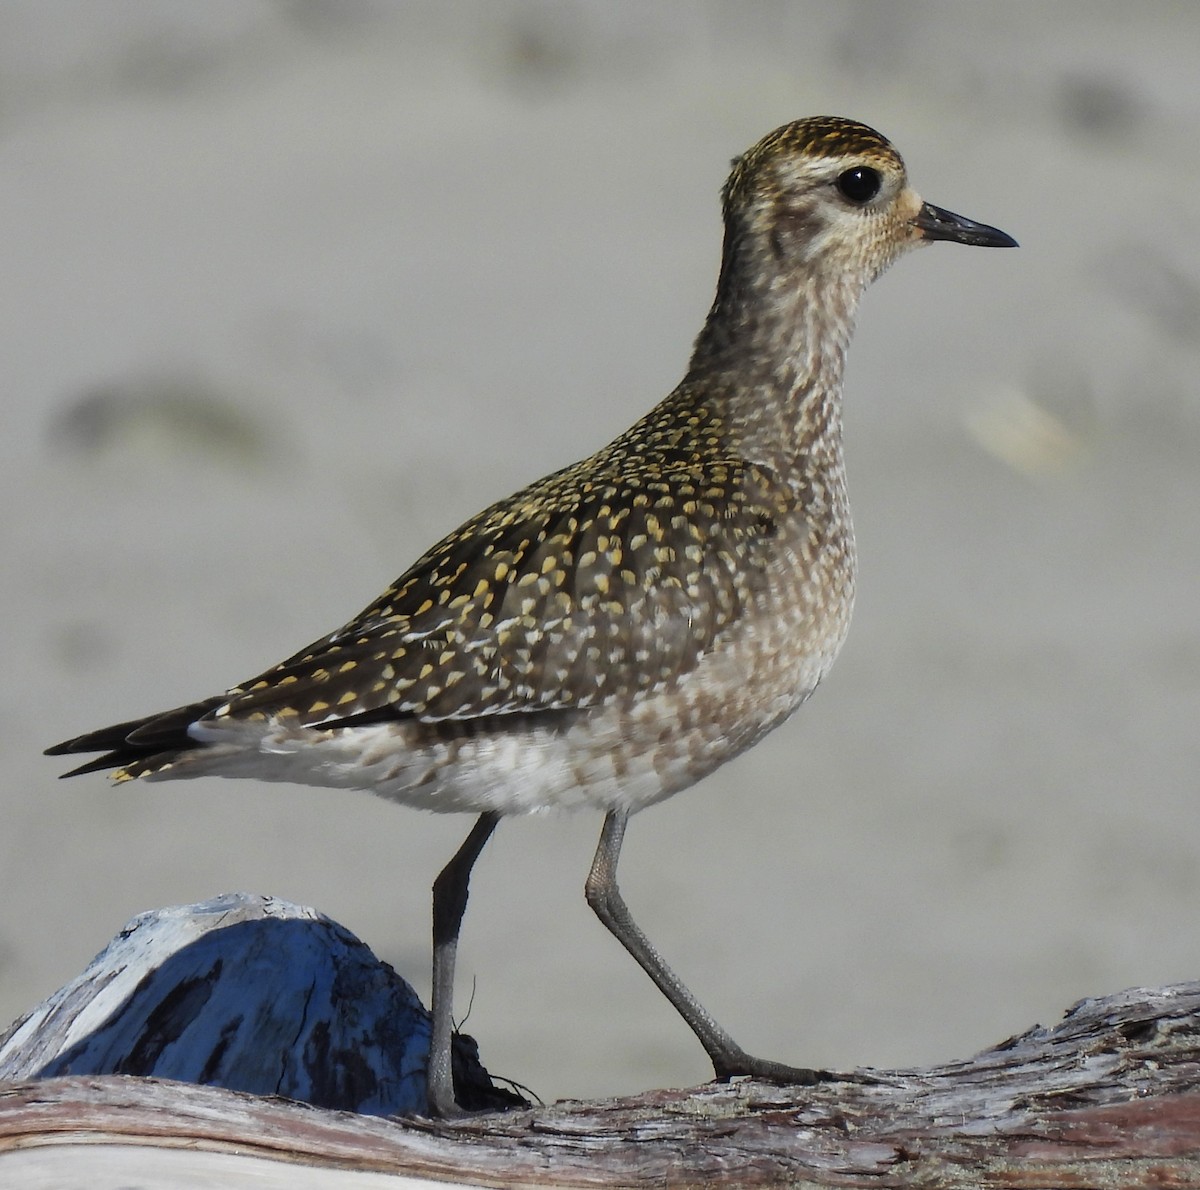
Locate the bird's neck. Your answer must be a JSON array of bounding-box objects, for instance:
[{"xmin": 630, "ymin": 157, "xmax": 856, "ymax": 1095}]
[{"xmin": 684, "ymin": 256, "xmax": 861, "ymax": 473}]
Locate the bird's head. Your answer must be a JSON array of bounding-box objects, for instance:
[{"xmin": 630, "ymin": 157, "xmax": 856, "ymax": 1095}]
[{"xmin": 720, "ymin": 116, "xmax": 1016, "ymax": 296}]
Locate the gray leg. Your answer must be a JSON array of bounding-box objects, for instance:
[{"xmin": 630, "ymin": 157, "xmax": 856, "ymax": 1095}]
[
  {"xmin": 585, "ymin": 809, "xmax": 830, "ymax": 1085},
  {"xmin": 428, "ymin": 811, "xmax": 500, "ymax": 1117}
]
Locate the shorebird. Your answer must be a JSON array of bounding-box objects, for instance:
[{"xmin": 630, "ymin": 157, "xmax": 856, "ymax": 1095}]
[{"xmin": 48, "ymin": 116, "xmax": 1015, "ymax": 1117}]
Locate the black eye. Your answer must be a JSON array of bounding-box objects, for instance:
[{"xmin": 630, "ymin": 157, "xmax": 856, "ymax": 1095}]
[{"xmin": 836, "ymin": 166, "xmax": 882, "ymax": 205}]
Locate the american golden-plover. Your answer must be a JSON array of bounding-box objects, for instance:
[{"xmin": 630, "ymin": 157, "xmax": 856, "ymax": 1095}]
[{"xmin": 49, "ymin": 116, "xmax": 1015, "ymax": 1116}]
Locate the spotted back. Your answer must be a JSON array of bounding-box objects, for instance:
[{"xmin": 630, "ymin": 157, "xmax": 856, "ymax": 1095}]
[{"xmin": 213, "ymin": 449, "xmax": 795, "ymax": 728}]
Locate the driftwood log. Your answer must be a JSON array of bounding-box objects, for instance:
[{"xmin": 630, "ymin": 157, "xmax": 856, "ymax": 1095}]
[{"xmin": 1, "ymin": 898, "xmax": 1199, "ymax": 1187}]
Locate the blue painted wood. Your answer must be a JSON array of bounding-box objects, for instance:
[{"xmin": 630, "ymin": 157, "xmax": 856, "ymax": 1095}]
[{"xmin": 0, "ymin": 893, "xmax": 434, "ymax": 1115}]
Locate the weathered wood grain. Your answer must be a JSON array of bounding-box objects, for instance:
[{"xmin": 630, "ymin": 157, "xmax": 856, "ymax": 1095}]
[{"xmin": 3, "ymin": 982, "xmax": 1200, "ymax": 1187}]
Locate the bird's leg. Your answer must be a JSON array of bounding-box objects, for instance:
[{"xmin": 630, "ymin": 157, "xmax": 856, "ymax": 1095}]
[
  {"xmin": 428, "ymin": 810, "xmax": 500, "ymax": 1117},
  {"xmin": 585, "ymin": 809, "xmax": 832, "ymax": 1086}
]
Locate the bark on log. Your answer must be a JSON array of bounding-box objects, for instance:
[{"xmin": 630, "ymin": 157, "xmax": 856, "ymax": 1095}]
[
  {"xmin": 4, "ymin": 998, "xmax": 1200, "ymax": 1188},
  {"xmin": 2, "ymin": 897, "xmax": 1200, "ymax": 1186}
]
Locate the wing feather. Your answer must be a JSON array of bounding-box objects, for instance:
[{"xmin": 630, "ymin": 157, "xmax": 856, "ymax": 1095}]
[{"xmin": 210, "ymin": 457, "xmax": 791, "ymax": 729}]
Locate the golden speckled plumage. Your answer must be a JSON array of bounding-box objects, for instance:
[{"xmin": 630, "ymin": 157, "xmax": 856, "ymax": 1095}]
[
  {"xmin": 225, "ymin": 452, "xmax": 788, "ymax": 726},
  {"xmin": 723, "ymin": 116, "xmax": 903, "ymax": 209},
  {"xmin": 48, "ymin": 117, "xmax": 1015, "ymax": 1114}
]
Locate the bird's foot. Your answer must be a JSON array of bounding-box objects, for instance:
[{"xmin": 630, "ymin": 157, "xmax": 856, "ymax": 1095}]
[
  {"xmin": 426, "ymin": 1032, "xmax": 533, "ymax": 1118},
  {"xmin": 427, "ymin": 1098, "xmax": 473, "ymax": 1120},
  {"xmin": 713, "ymin": 1051, "xmax": 878, "ymax": 1087}
]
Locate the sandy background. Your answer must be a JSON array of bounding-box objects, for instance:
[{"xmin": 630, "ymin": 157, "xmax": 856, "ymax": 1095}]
[{"xmin": 2, "ymin": 1, "xmax": 1199, "ymax": 1106}]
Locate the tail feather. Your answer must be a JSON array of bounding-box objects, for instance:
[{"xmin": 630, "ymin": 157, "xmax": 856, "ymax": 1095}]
[
  {"xmin": 46, "ymin": 695, "xmax": 227, "ymax": 779},
  {"xmin": 57, "ymin": 750, "xmax": 143, "ymax": 779}
]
